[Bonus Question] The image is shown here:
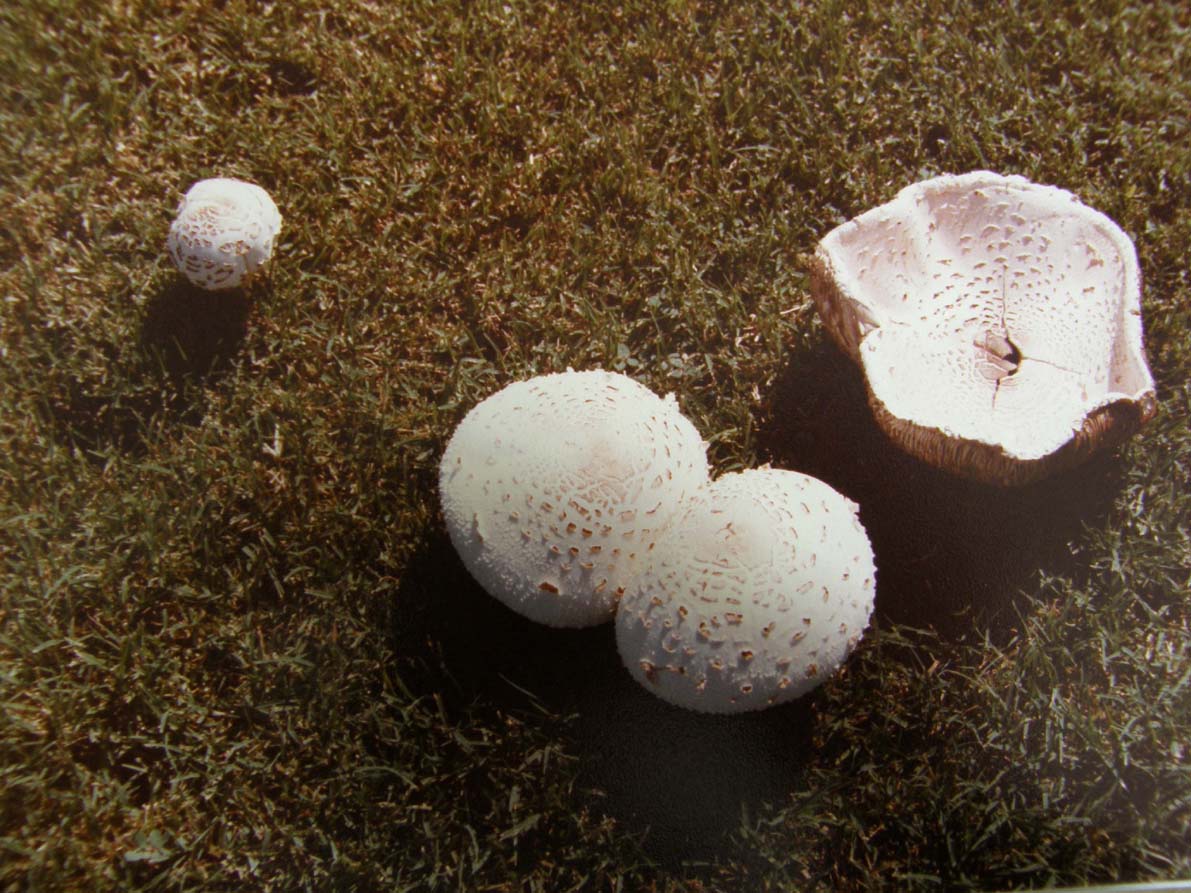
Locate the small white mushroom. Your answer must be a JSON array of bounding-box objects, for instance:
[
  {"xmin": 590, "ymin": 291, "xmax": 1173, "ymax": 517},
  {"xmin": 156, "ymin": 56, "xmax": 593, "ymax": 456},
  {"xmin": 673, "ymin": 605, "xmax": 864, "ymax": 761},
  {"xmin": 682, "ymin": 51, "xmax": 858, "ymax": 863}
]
[
  {"xmin": 438, "ymin": 369, "xmax": 711, "ymax": 628},
  {"xmin": 615, "ymin": 468, "xmax": 876, "ymax": 713},
  {"xmin": 167, "ymin": 178, "xmax": 282, "ymax": 290},
  {"xmin": 811, "ymin": 171, "xmax": 1156, "ymax": 485}
]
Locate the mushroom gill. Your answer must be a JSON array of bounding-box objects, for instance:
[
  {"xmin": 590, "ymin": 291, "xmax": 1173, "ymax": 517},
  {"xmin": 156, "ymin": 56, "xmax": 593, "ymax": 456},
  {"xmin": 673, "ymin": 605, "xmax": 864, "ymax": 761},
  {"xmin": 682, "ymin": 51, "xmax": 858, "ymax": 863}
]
[{"xmin": 810, "ymin": 171, "xmax": 1157, "ymax": 485}]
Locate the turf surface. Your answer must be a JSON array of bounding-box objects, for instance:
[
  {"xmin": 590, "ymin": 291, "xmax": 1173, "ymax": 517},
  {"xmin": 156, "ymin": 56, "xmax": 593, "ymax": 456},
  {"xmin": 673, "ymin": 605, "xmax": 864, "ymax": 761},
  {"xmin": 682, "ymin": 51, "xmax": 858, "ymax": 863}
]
[{"xmin": 2, "ymin": 1, "xmax": 1189, "ymax": 889}]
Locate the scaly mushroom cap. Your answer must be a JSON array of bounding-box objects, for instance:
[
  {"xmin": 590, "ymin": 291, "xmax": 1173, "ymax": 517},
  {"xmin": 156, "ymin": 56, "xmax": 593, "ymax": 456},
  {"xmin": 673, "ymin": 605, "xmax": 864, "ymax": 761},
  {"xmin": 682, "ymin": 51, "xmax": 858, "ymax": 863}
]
[
  {"xmin": 167, "ymin": 178, "xmax": 282, "ymax": 290},
  {"xmin": 615, "ymin": 468, "xmax": 876, "ymax": 713},
  {"xmin": 438, "ymin": 370, "xmax": 711, "ymax": 628},
  {"xmin": 811, "ymin": 171, "xmax": 1156, "ymax": 485}
]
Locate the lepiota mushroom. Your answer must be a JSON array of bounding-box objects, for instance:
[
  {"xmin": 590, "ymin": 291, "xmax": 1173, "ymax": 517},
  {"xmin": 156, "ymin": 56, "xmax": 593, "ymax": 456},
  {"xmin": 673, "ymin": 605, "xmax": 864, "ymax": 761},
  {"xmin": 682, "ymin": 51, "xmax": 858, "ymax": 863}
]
[
  {"xmin": 811, "ymin": 171, "xmax": 1156, "ymax": 485},
  {"xmin": 615, "ymin": 468, "xmax": 876, "ymax": 713},
  {"xmin": 438, "ymin": 370, "xmax": 710, "ymax": 628},
  {"xmin": 167, "ymin": 178, "xmax": 282, "ymax": 290}
]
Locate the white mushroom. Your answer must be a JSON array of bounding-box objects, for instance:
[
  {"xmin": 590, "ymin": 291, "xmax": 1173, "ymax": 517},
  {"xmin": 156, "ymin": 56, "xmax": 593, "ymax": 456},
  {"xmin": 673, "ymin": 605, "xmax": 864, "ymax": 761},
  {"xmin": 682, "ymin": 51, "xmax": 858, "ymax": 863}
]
[
  {"xmin": 615, "ymin": 468, "xmax": 876, "ymax": 713},
  {"xmin": 811, "ymin": 171, "xmax": 1156, "ymax": 485},
  {"xmin": 167, "ymin": 178, "xmax": 282, "ymax": 290},
  {"xmin": 438, "ymin": 370, "xmax": 710, "ymax": 628}
]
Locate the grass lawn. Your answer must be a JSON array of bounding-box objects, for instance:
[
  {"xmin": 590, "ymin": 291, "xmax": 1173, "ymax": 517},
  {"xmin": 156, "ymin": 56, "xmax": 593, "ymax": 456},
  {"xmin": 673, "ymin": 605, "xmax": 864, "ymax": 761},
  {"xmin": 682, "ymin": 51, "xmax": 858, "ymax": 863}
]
[{"xmin": 2, "ymin": 0, "xmax": 1189, "ymax": 889}]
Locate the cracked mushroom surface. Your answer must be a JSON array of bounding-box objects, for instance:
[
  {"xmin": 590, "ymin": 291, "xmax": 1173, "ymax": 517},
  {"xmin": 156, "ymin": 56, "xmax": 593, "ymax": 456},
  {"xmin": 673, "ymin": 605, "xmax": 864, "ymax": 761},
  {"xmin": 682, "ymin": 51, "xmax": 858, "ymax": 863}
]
[
  {"xmin": 615, "ymin": 468, "xmax": 876, "ymax": 713},
  {"xmin": 167, "ymin": 178, "xmax": 282, "ymax": 290},
  {"xmin": 438, "ymin": 370, "xmax": 710, "ymax": 628},
  {"xmin": 811, "ymin": 171, "xmax": 1156, "ymax": 485}
]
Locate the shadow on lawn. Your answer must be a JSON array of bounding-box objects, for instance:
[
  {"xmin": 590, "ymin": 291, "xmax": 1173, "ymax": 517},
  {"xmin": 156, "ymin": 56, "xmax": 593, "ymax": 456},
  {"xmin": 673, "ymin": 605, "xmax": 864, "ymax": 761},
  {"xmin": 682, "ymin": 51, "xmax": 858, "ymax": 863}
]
[
  {"xmin": 48, "ymin": 280, "xmax": 253, "ymax": 455},
  {"xmin": 573, "ymin": 669, "xmax": 815, "ymax": 866},
  {"xmin": 391, "ymin": 339, "xmax": 1127, "ymax": 866},
  {"xmin": 139, "ymin": 279, "xmax": 253, "ymax": 384},
  {"xmin": 391, "ymin": 533, "xmax": 617, "ymax": 714},
  {"xmin": 756, "ymin": 339, "xmax": 1126, "ymax": 642},
  {"xmin": 393, "ymin": 535, "xmax": 815, "ymax": 865}
]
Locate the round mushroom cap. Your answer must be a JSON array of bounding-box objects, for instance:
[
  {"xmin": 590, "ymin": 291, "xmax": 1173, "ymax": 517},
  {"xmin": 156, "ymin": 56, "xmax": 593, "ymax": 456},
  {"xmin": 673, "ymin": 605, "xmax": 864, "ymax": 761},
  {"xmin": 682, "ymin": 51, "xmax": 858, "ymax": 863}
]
[
  {"xmin": 811, "ymin": 171, "xmax": 1156, "ymax": 485},
  {"xmin": 615, "ymin": 468, "xmax": 876, "ymax": 713},
  {"xmin": 167, "ymin": 178, "xmax": 282, "ymax": 290},
  {"xmin": 438, "ymin": 370, "xmax": 711, "ymax": 628}
]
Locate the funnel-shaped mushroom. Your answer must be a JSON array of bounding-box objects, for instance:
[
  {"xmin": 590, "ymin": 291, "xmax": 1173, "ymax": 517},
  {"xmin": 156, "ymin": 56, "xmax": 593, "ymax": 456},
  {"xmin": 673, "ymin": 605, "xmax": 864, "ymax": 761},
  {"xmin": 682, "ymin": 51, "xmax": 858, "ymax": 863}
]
[
  {"xmin": 616, "ymin": 468, "xmax": 876, "ymax": 713},
  {"xmin": 167, "ymin": 178, "xmax": 282, "ymax": 290},
  {"xmin": 439, "ymin": 370, "xmax": 710, "ymax": 628},
  {"xmin": 811, "ymin": 171, "xmax": 1156, "ymax": 485}
]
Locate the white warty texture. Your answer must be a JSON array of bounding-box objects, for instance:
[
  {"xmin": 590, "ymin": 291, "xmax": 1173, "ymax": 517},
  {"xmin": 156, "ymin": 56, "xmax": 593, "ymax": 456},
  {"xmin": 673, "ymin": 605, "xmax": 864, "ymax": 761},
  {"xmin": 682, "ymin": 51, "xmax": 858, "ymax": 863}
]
[
  {"xmin": 616, "ymin": 468, "xmax": 876, "ymax": 713},
  {"xmin": 439, "ymin": 370, "xmax": 711, "ymax": 628},
  {"xmin": 167, "ymin": 178, "xmax": 282, "ymax": 290}
]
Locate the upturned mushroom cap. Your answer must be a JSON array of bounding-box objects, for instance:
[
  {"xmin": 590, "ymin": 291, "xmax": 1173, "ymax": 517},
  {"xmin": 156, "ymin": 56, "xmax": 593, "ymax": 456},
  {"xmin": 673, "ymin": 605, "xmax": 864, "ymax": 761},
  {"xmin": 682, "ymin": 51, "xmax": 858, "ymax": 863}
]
[
  {"xmin": 615, "ymin": 468, "xmax": 876, "ymax": 713},
  {"xmin": 811, "ymin": 171, "xmax": 1156, "ymax": 485},
  {"xmin": 167, "ymin": 178, "xmax": 282, "ymax": 290},
  {"xmin": 438, "ymin": 370, "xmax": 711, "ymax": 628}
]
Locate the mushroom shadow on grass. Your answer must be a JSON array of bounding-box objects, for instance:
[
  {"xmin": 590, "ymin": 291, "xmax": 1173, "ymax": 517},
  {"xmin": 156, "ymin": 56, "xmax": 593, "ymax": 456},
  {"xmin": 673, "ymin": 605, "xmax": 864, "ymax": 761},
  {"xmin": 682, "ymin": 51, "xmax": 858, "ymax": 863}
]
[
  {"xmin": 757, "ymin": 339, "xmax": 1125, "ymax": 642},
  {"xmin": 139, "ymin": 279, "xmax": 253, "ymax": 385},
  {"xmin": 392, "ymin": 533, "xmax": 816, "ymax": 866},
  {"xmin": 573, "ymin": 677, "xmax": 815, "ymax": 866},
  {"xmin": 389, "ymin": 533, "xmax": 620, "ymax": 714},
  {"xmin": 45, "ymin": 280, "xmax": 251, "ymax": 456}
]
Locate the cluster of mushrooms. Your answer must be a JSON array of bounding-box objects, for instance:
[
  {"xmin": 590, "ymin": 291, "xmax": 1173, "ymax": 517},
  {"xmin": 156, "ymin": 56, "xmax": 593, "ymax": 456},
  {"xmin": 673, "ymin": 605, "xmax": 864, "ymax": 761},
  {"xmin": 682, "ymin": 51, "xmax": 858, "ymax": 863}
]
[
  {"xmin": 438, "ymin": 369, "xmax": 877, "ymax": 712},
  {"xmin": 166, "ymin": 171, "xmax": 1157, "ymax": 714}
]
